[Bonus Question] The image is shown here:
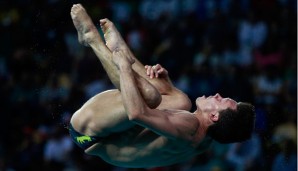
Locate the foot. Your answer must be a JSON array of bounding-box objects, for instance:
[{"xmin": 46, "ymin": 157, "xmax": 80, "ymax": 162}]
[
  {"xmin": 70, "ymin": 4, "xmax": 102, "ymax": 47},
  {"xmin": 100, "ymin": 18, "xmax": 128, "ymax": 52}
]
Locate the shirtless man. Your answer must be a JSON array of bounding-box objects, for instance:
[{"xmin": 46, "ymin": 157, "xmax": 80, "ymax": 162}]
[{"xmin": 69, "ymin": 4, "xmax": 256, "ymax": 168}]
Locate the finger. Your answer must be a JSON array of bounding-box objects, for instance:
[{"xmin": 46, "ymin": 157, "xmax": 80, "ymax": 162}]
[
  {"xmin": 155, "ymin": 64, "xmax": 162, "ymax": 70},
  {"xmin": 152, "ymin": 65, "xmax": 159, "ymax": 78},
  {"xmin": 155, "ymin": 70, "xmax": 159, "ymax": 78},
  {"xmin": 156, "ymin": 68, "xmax": 164, "ymax": 78},
  {"xmin": 99, "ymin": 19, "xmax": 107, "ymax": 26},
  {"xmin": 150, "ymin": 67, "xmax": 155, "ymax": 78},
  {"xmin": 157, "ymin": 68, "xmax": 164, "ymax": 73},
  {"xmin": 146, "ymin": 66, "xmax": 152, "ymax": 76}
]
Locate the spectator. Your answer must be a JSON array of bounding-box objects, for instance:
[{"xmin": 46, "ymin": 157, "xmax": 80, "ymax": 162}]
[
  {"xmin": 226, "ymin": 133, "xmax": 262, "ymax": 171},
  {"xmin": 44, "ymin": 126, "xmax": 73, "ymax": 170}
]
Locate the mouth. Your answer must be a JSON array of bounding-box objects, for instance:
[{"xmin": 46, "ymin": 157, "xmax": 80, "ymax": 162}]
[
  {"xmin": 206, "ymin": 95, "xmax": 212, "ymax": 99},
  {"xmin": 200, "ymin": 95, "xmax": 213, "ymax": 99},
  {"xmin": 197, "ymin": 95, "xmax": 205, "ymax": 101}
]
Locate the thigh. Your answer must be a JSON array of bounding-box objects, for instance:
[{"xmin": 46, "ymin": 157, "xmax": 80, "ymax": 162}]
[
  {"xmin": 157, "ymin": 89, "xmax": 192, "ymax": 111},
  {"xmin": 70, "ymin": 89, "xmax": 135, "ymax": 137}
]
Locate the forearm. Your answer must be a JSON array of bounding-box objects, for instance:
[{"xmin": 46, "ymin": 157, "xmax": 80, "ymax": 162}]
[{"xmin": 119, "ymin": 65, "xmax": 148, "ymax": 119}]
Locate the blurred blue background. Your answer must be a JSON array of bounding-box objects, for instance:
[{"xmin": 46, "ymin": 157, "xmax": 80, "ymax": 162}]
[{"xmin": 0, "ymin": 0, "xmax": 296, "ymax": 170}]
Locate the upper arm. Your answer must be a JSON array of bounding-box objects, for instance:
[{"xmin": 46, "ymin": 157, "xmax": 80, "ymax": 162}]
[{"xmin": 131, "ymin": 108, "xmax": 199, "ymax": 141}]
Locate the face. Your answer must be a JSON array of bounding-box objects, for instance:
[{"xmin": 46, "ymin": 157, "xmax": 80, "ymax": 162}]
[{"xmin": 195, "ymin": 93, "xmax": 237, "ymax": 115}]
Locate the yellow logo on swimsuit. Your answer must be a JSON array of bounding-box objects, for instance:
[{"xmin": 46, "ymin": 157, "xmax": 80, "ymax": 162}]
[{"xmin": 76, "ymin": 135, "xmax": 92, "ymax": 144}]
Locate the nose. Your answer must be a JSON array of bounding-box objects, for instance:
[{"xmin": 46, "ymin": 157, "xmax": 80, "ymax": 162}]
[{"xmin": 214, "ymin": 93, "xmax": 222, "ymax": 100}]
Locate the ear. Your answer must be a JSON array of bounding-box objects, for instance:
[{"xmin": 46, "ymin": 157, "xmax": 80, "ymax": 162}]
[{"xmin": 210, "ymin": 112, "xmax": 219, "ymax": 122}]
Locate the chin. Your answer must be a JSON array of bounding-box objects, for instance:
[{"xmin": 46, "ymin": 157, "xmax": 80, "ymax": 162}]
[
  {"xmin": 196, "ymin": 96, "xmax": 205, "ymax": 104},
  {"xmin": 195, "ymin": 99, "xmax": 200, "ymax": 106},
  {"xmin": 195, "ymin": 101, "xmax": 203, "ymax": 109},
  {"xmin": 196, "ymin": 96, "xmax": 204, "ymax": 102}
]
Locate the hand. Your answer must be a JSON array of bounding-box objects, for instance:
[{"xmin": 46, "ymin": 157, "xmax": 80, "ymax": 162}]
[
  {"xmin": 145, "ymin": 64, "xmax": 168, "ymax": 79},
  {"xmin": 112, "ymin": 49, "xmax": 135, "ymax": 69}
]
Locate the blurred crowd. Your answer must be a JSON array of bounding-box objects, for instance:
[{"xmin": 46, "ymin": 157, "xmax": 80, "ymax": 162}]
[{"xmin": 0, "ymin": 0, "xmax": 296, "ymax": 170}]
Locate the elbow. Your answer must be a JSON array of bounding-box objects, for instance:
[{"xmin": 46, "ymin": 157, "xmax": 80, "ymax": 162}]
[
  {"xmin": 128, "ymin": 114, "xmax": 137, "ymax": 121},
  {"xmin": 127, "ymin": 108, "xmax": 146, "ymax": 121}
]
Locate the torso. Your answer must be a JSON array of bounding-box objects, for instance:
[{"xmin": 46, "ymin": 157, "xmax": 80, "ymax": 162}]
[
  {"xmin": 85, "ymin": 124, "xmax": 213, "ymax": 168},
  {"xmin": 71, "ymin": 87, "xmax": 201, "ymax": 167}
]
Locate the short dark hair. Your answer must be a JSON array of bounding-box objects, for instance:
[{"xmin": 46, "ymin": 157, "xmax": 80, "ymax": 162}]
[{"xmin": 206, "ymin": 102, "xmax": 255, "ymax": 144}]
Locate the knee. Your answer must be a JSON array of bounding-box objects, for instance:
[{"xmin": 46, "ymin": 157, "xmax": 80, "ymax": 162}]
[{"xmin": 143, "ymin": 87, "xmax": 162, "ymax": 109}]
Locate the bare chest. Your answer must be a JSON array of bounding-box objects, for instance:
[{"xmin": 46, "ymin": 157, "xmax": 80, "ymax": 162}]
[{"xmin": 97, "ymin": 126, "xmax": 211, "ymax": 168}]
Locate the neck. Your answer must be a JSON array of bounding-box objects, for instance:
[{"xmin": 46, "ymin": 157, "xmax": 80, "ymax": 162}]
[{"xmin": 193, "ymin": 111, "xmax": 210, "ymax": 137}]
